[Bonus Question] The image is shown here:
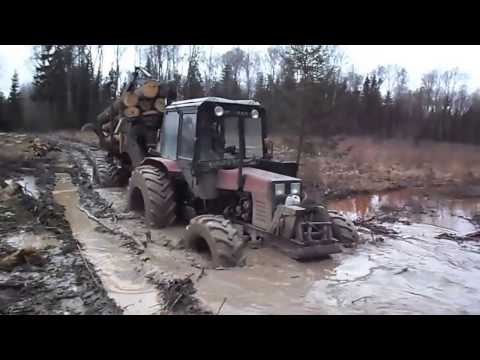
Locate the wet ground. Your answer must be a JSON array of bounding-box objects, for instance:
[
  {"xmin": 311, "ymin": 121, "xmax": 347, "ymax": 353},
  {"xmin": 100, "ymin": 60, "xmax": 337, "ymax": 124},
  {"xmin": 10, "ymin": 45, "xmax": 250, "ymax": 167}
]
[
  {"xmin": 3, "ymin": 132, "xmax": 480, "ymax": 315},
  {"xmin": 0, "ymin": 133, "xmax": 122, "ymax": 315},
  {"xmin": 57, "ymin": 136, "xmax": 480, "ymax": 314},
  {"xmin": 53, "ymin": 172, "xmax": 161, "ymax": 315}
]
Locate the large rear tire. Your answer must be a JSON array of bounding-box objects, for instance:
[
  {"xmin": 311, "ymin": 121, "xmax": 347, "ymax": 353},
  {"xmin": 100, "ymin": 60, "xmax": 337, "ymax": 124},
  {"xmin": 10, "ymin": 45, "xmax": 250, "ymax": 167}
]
[
  {"xmin": 328, "ymin": 210, "xmax": 359, "ymax": 245},
  {"xmin": 183, "ymin": 215, "xmax": 246, "ymax": 268},
  {"xmin": 93, "ymin": 151, "xmax": 128, "ymax": 187},
  {"xmin": 127, "ymin": 165, "xmax": 176, "ymax": 228}
]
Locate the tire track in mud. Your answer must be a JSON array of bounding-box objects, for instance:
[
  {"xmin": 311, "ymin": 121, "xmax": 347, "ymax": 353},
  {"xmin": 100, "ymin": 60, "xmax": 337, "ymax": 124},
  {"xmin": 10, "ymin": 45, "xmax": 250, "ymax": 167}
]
[
  {"xmin": 0, "ymin": 134, "xmax": 122, "ymax": 315},
  {"xmin": 48, "ymin": 136, "xmax": 211, "ymax": 315}
]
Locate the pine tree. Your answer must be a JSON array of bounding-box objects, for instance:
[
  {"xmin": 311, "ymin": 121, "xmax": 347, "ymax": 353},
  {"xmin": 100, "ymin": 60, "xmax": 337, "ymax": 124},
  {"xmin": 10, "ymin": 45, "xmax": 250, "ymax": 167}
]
[
  {"xmin": 0, "ymin": 91, "xmax": 5, "ymax": 130},
  {"xmin": 254, "ymin": 72, "xmax": 265, "ymax": 100},
  {"xmin": 145, "ymin": 56, "xmax": 155, "ymax": 78},
  {"xmin": 7, "ymin": 70, "xmax": 23, "ymax": 129},
  {"xmin": 362, "ymin": 76, "xmax": 371, "ymax": 98},
  {"xmin": 32, "ymin": 45, "xmax": 54, "ymax": 101},
  {"xmin": 384, "ymin": 90, "xmax": 393, "ymax": 106},
  {"xmin": 280, "ymin": 57, "xmax": 296, "ymax": 91},
  {"xmin": 183, "ymin": 48, "xmax": 204, "ymax": 99},
  {"xmin": 219, "ymin": 64, "xmax": 241, "ymax": 99}
]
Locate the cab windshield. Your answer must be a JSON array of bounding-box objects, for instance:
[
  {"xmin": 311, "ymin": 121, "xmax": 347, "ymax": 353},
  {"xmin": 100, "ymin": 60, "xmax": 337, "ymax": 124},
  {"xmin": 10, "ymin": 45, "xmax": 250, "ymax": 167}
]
[{"xmin": 198, "ymin": 115, "xmax": 263, "ymax": 162}]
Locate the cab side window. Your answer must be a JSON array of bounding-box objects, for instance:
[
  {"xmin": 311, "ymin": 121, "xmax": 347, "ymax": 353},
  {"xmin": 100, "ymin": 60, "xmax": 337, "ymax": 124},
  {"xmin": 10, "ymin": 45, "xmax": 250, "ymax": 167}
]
[
  {"xmin": 179, "ymin": 113, "xmax": 196, "ymax": 159},
  {"xmin": 160, "ymin": 111, "xmax": 179, "ymax": 159}
]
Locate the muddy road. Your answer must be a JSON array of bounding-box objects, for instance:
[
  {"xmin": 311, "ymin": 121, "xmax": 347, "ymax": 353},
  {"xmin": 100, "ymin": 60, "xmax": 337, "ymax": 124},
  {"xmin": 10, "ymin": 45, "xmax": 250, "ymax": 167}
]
[
  {"xmin": 2, "ymin": 132, "xmax": 480, "ymax": 315},
  {"xmin": 53, "ymin": 134, "xmax": 480, "ymax": 314},
  {"xmin": 0, "ymin": 133, "xmax": 121, "ymax": 315}
]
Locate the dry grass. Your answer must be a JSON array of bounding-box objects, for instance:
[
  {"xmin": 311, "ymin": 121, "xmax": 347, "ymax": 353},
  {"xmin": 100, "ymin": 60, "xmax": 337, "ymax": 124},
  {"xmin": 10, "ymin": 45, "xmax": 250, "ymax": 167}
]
[{"xmin": 271, "ymin": 135, "xmax": 480, "ymax": 198}]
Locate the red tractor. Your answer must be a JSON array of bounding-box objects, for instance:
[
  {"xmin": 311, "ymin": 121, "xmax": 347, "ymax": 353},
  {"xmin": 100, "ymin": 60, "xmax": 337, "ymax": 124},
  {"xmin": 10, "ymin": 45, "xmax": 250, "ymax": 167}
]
[{"xmin": 127, "ymin": 97, "xmax": 359, "ymax": 267}]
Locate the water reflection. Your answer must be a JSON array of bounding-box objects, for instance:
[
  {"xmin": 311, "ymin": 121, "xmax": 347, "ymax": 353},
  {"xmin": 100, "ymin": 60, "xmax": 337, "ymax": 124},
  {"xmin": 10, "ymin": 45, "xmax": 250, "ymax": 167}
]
[{"xmin": 329, "ymin": 188, "xmax": 480, "ymax": 234}]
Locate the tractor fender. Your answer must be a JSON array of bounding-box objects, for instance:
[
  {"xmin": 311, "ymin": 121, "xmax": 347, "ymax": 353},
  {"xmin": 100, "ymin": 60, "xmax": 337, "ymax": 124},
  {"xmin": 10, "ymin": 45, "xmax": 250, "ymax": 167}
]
[{"xmin": 140, "ymin": 157, "xmax": 181, "ymax": 174}]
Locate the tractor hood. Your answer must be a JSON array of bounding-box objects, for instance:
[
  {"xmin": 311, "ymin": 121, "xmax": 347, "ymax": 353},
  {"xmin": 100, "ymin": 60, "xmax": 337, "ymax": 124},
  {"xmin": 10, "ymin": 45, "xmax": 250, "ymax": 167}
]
[
  {"xmin": 217, "ymin": 167, "xmax": 302, "ymax": 231},
  {"xmin": 217, "ymin": 167, "xmax": 301, "ymax": 194}
]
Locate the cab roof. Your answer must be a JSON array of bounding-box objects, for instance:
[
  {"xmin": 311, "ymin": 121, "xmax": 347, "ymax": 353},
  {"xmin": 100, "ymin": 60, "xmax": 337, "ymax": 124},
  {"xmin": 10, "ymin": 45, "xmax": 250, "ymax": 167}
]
[{"xmin": 167, "ymin": 97, "xmax": 261, "ymax": 110}]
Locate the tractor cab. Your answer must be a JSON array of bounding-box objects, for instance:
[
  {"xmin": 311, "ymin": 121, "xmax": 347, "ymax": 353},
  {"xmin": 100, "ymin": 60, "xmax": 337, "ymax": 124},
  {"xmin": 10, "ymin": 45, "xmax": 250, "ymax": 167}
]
[
  {"xmin": 159, "ymin": 98, "xmax": 266, "ymax": 166},
  {"xmin": 159, "ymin": 97, "xmax": 297, "ymax": 179}
]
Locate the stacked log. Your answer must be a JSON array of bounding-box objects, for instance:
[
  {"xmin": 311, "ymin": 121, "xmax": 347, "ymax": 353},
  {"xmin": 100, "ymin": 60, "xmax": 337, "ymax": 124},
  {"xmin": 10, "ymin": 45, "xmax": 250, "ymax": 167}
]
[
  {"xmin": 138, "ymin": 98, "xmax": 154, "ymax": 112},
  {"xmin": 124, "ymin": 106, "xmax": 140, "ymax": 118},
  {"xmin": 96, "ymin": 79, "xmax": 172, "ymax": 132},
  {"xmin": 134, "ymin": 79, "xmax": 159, "ymax": 98}
]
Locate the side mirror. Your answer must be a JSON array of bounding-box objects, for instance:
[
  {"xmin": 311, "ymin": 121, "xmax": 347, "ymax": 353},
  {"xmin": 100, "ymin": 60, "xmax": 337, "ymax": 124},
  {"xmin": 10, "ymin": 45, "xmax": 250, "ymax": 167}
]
[{"xmin": 265, "ymin": 138, "xmax": 274, "ymax": 159}]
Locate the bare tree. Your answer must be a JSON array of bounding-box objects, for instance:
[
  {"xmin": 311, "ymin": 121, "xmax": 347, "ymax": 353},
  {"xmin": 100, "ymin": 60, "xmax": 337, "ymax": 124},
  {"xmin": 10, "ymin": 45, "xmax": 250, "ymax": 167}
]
[
  {"xmin": 394, "ymin": 67, "xmax": 408, "ymax": 99},
  {"xmin": 222, "ymin": 47, "xmax": 245, "ymax": 83},
  {"xmin": 453, "ymin": 84, "xmax": 470, "ymax": 115},
  {"xmin": 242, "ymin": 51, "xmax": 256, "ymax": 98},
  {"xmin": 114, "ymin": 46, "xmax": 126, "ymax": 96},
  {"xmin": 266, "ymin": 46, "xmax": 283, "ymax": 80},
  {"xmin": 421, "ymin": 70, "xmax": 439, "ymax": 113},
  {"xmin": 202, "ymin": 46, "xmax": 220, "ymax": 95}
]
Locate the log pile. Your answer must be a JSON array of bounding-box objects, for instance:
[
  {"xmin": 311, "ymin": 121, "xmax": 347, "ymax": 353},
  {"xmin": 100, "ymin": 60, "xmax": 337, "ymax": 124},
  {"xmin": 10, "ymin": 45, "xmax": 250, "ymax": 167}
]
[{"xmin": 96, "ymin": 78, "xmax": 171, "ymax": 129}]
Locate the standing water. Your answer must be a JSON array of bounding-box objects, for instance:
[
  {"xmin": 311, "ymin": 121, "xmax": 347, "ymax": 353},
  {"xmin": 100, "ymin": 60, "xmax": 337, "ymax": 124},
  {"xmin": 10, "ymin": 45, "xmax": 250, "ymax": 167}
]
[
  {"xmin": 52, "ymin": 172, "xmax": 163, "ymax": 315},
  {"xmin": 329, "ymin": 187, "xmax": 480, "ymax": 234}
]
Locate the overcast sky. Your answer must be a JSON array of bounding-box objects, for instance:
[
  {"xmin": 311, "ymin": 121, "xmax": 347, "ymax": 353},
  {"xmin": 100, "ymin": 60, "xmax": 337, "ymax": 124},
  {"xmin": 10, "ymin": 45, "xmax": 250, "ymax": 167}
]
[{"xmin": 1, "ymin": 45, "xmax": 479, "ymax": 95}]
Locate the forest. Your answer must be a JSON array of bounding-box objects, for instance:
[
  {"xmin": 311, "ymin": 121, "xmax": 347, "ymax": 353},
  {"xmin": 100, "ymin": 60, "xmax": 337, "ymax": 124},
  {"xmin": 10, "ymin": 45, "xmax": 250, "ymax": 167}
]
[{"xmin": 0, "ymin": 45, "xmax": 479, "ymax": 145}]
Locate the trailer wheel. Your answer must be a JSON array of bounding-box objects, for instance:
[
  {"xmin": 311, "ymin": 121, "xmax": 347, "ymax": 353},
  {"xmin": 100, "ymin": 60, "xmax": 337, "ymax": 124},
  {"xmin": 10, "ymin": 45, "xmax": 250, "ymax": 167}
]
[
  {"xmin": 183, "ymin": 215, "xmax": 246, "ymax": 268},
  {"xmin": 93, "ymin": 151, "xmax": 128, "ymax": 187},
  {"xmin": 328, "ymin": 210, "xmax": 359, "ymax": 245},
  {"xmin": 127, "ymin": 165, "xmax": 176, "ymax": 228}
]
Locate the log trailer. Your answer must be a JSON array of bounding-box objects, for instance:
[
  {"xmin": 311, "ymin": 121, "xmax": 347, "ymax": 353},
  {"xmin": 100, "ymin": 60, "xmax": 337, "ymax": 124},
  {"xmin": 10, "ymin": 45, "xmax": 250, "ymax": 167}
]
[{"xmin": 87, "ymin": 67, "xmax": 177, "ymax": 187}]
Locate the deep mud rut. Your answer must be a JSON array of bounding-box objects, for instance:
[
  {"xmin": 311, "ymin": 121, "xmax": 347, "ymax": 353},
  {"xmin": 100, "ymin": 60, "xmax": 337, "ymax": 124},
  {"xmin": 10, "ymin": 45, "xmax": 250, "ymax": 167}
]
[{"xmin": 39, "ymin": 134, "xmax": 480, "ymax": 315}]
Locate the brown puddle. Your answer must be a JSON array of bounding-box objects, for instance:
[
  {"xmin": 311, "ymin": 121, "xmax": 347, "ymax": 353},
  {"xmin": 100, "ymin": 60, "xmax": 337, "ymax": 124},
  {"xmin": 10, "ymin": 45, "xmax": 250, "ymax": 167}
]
[
  {"xmin": 329, "ymin": 188, "xmax": 480, "ymax": 234},
  {"xmin": 53, "ymin": 172, "xmax": 162, "ymax": 315}
]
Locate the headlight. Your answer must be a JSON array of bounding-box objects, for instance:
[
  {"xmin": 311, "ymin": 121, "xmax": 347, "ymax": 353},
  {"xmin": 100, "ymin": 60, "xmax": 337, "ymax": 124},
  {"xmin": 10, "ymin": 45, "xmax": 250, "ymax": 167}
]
[
  {"xmin": 214, "ymin": 106, "xmax": 224, "ymax": 117},
  {"xmin": 274, "ymin": 183, "xmax": 285, "ymax": 196},
  {"xmin": 290, "ymin": 182, "xmax": 301, "ymax": 195},
  {"xmin": 251, "ymin": 109, "xmax": 259, "ymax": 119},
  {"xmin": 285, "ymin": 194, "xmax": 301, "ymax": 206}
]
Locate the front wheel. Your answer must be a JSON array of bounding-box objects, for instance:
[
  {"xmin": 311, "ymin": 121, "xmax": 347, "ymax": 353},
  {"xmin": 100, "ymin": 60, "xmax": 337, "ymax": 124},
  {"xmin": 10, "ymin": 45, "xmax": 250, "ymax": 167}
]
[
  {"xmin": 183, "ymin": 215, "xmax": 246, "ymax": 268},
  {"xmin": 328, "ymin": 210, "xmax": 360, "ymax": 245},
  {"xmin": 127, "ymin": 165, "xmax": 176, "ymax": 228}
]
